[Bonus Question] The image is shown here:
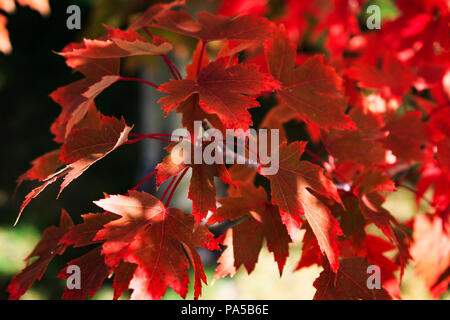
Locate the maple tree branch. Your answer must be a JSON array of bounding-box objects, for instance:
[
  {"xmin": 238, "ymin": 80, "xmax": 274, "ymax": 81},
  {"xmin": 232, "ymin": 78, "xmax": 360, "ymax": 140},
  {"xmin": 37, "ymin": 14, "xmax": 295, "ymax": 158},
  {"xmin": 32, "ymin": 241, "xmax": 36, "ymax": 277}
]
[{"xmin": 119, "ymin": 77, "xmax": 159, "ymax": 89}]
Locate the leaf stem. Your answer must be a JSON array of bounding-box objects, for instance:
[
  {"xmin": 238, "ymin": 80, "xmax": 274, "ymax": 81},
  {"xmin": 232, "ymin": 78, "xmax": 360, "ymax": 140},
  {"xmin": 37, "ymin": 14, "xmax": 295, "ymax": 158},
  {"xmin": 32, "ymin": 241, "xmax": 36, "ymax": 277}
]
[
  {"xmin": 162, "ymin": 54, "xmax": 182, "ymax": 80},
  {"xmin": 128, "ymin": 169, "xmax": 158, "ymax": 193},
  {"xmin": 398, "ymin": 183, "xmax": 433, "ymax": 206},
  {"xmin": 196, "ymin": 40, "xmax": 206, "ymax": 77},
  {"xmin": 161, "ymin": 176, "xmax": 177, "ymax": 202},
  {"xmin": 119, "ymin": 77, "xmax": 159, "ymax": 89},
  {"xmin": 165, "ymin": 168, "xmax": 189, "ymax": 207}
]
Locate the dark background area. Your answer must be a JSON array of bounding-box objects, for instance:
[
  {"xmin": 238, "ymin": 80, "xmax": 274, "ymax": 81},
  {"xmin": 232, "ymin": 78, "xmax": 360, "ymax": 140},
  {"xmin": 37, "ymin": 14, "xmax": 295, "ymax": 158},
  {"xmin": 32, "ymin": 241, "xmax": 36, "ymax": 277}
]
[{"xmin": 0, "ymin": 1, "xmax": 144, "ymax": 299}]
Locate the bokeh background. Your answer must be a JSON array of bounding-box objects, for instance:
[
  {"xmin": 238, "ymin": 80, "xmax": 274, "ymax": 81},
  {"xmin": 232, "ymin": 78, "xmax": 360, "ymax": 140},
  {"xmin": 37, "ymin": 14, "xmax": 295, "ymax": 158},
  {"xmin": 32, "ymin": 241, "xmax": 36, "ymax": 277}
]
[{"xmin": 0, "ymin": 0, "xmax": 447, "ymax": 300}]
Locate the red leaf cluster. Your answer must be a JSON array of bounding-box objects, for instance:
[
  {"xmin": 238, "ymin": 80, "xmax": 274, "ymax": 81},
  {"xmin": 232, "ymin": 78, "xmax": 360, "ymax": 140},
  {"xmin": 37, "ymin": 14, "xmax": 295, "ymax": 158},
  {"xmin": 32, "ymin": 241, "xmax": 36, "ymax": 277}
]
[{"xmin": 9, "ymin": 0, "xmax": 450, "ymax": 300}]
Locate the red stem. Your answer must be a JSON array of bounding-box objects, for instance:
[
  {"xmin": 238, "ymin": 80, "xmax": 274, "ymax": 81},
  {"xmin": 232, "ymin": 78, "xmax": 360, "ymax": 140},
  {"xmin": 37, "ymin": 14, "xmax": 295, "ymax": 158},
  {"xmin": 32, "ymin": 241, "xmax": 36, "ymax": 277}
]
[
  {"xmin": 165, "ymin": 168, "xmax": 189, "ymax": 207},
  {"xmin": 126, "ymin": 133, "xmax": 174, "ymax": 144},
  {"xmin": 196, "ymin": 40, "xmax": 206, "ymax": 77},
  {"xmin": 163, "ymin": 55, "xmax": 182, "ymax": 80},
  {"xmin": 399, "ymin": 183, "xmax": 433, "ymax": 205},
  {"xmin": 127, "ymin": 169, "xmax": 157, "ymax": 194},
  {"xmin": 143, "ymin": 27, "xmax": 153, "ymax": 39},
  {"xmin": 162, "ymin": 55, "xmax": 180, "ymax": 80},
  {"xmin": 305, "ymin": 149, "xmax": 326, "ymax": 166},
  {"xmin": 161, "ymin": 176, "xmax": 177, "ymax": 202},
  {"xmin": 119, "ymin": 77, "xmax": 159, "ymax": 89}
]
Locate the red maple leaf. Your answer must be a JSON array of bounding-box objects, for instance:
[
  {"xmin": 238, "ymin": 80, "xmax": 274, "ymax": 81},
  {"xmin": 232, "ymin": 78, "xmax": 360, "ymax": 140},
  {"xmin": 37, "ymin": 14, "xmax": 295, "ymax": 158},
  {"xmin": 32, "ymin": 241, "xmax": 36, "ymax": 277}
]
[
  {"xmin": 265, "ymin": 26, "xmax": 354, "ymax": 131},
  {"xmin": 314, "ymin": 257, "xmax": 391, "ymax": 300},
  {"xmin": 153, "ymin": 9, "xmax": 274, "ymax": 42},
  {"xmin": 208, "ymin": 182, "xmax": 291, "ymax": 278},
  {"xmin": 93, "ymin": 191, "xmax": 218, "ymax": 299},
  {"xmin": 260, "ymin": 142, "xmax": 343, "ymax": 272},
  {"xmin": 16, "ymin": 107, "xmax": 132, "ymax": 224},
  {"xmin": 156, "ymin": 141, "xmax": 232, "ymax": 223},
  {"xmin": 158, "ymin": 57, "xmax": 280, "ymax": 130}
]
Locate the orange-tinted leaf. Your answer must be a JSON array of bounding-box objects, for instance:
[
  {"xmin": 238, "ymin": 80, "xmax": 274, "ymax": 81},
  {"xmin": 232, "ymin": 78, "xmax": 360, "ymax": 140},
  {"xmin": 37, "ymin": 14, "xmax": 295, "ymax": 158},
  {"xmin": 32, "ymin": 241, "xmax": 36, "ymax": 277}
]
[
  {"xmin": 17, "ymin": 0, "xmax": 50, "ymax": 16},
  {"xmin": 0, "ymin": 14, "xmax": 11, "ymax": 54},
  {"xmin": 60, "ymin": 27, "xmax": 172, "ymax": 60},
  {"xmin": 411, "ymin": 213, "xmax": 450, "ymax": 298}
]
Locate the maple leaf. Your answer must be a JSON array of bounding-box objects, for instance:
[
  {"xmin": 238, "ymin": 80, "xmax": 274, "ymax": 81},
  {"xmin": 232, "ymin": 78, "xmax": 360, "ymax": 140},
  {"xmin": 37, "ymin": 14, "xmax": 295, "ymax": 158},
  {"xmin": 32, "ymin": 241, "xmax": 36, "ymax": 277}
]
[
  {"xmin": 16, "ymin": 0, "xmax": 50, "ymax": 16},
  {"xmin": 346, "ymin": 54, "xmax": 415, "ymax": 99},
  {"xmin": 16, "ymin": 110, "xmax": 132, "ymax": 224},
  {"xmin": 50, "ymin": 78, "xmax": 121, "ymax": 142},
  {"xmin": 260, "ymin": 103, "xmax": 299, "ymax": 142},
  {"xmin": 0, "ymin": 14, "xmax": 11, "ymax": 54},
  {"xmin": 93, "ymin": 191, "xmax": 218, "ymax": 299},
  {"xmin": 153, "ymin": 10, "xmax": 274, "ymax": 42},
  {"xmin": 15, "ymin": 149, "xmax": 62, "ymax": 194},
  {"xmin": 380, "ymin": 111, "xmax": 431, "ymax": 163},
  {"xmin": 159, "ymin": 57, "xmax": 280, "ymax": 130},
  {"xmin": 175, "ymin": 42, "xmax": 224, "ymax": 135},
  {"xmin": 7, "ymin": 210, "xmax": 73, "ymax": 300},
  {"xmin": 51, "ymin": 27, "xmax": 170, "ymax": 141},
  {"xmin": 324, "ymin": 106, "xmax": 387, "ymax": 166},
  {"xmin": 208, "ymin": 183, "xmax": 291, "ymax": 279},
  {"xmin": 260, "ymin": 142, "xmax": 343, "ymax": 272},
  {"xmin": 156, "ymin": 140, "xmax": 232, "ymax": 223},
  {"xmin": 265, "ymin": 26, "xmax": 354, "ymax": 131},
  {"xmin": 417, "ymin": 162, "xmax": 450, "ymax": 211},
  {"xmin": 411, "ymin": 213, "xmax": 450, "ymax": 298},
  {"xmin": 60, "ymin": 27, "xmax": 172, "ymax": 60},
  {"xmin": 59, "ymin": 212, "xmax": 119, "ymax": 248},
  {"xmin": 352, "ymin": 169, "xmax": 411, "ymax": 271},
  {"xmin": 113, "ymin": 261, "xmax": 137, "ymax": 300},
  {"xmin": 58, "ymin": 247, "xmax": 110, "ymax": 300},
  {"xmin": 313, "ymin": 257, "xmax": 391, "ymax": 300},
  {"xmin": 129, "ymin": 0, "xmax": 185, "ymax": 31},
  {"xmin": 218, "ymin": 0, "xmax": 268, "ymax": 16}
]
